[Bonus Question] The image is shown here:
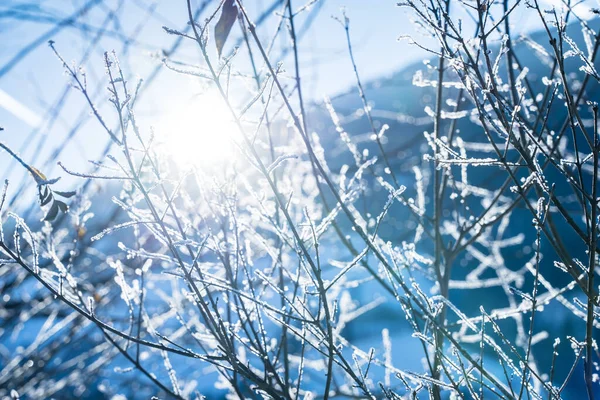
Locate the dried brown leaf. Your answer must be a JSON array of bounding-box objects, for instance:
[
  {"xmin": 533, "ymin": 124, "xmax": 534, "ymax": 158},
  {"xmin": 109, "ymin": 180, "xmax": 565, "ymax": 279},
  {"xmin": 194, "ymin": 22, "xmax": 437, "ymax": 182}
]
[{"xmin": 214, "ymin": 0, "xmax": 238, "ymax": 58}]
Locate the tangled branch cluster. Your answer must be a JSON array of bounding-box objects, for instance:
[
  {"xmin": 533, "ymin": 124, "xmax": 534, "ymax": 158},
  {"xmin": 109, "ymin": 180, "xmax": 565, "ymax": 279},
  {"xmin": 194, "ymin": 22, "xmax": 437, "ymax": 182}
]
[{"xmin": 1, "ymin": 0, "xmax": 600, "ymax": 399}]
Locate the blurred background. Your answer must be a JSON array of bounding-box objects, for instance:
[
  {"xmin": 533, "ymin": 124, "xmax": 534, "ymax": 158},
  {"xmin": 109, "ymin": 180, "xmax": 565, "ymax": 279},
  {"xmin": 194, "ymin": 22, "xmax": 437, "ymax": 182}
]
[
  {"xmin": 0, "ymin": 0, "xmax": 571, "ymax": 190},
  {"xmin": 1, "ymin": 1, "xmax": 599, "ymax": 399}
]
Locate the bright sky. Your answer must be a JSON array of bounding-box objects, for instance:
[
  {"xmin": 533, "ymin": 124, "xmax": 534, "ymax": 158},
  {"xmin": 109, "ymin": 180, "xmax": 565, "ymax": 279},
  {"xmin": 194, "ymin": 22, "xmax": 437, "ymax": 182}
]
[
  {"xmin": 0, "ymin": 0, "xmax": 593, "ymax": 200},
  {"xmin": 0, "ymin": 0, "xmax": 422, "ymax": 200}
]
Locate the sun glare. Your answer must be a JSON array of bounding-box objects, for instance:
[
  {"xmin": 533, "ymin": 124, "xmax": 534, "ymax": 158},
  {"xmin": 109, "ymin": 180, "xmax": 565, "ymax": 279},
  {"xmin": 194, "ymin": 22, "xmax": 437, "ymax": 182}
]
[{"xmin": 156, "ymin": 89, "xmax": 238, "ymax": 168}]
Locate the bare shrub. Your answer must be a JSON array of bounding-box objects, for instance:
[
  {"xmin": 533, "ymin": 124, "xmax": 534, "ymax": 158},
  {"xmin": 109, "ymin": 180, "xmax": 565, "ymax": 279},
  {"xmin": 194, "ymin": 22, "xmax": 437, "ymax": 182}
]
[{"xmin": 1, "ymin": 0, "xmax": 600, "ymax": 399}]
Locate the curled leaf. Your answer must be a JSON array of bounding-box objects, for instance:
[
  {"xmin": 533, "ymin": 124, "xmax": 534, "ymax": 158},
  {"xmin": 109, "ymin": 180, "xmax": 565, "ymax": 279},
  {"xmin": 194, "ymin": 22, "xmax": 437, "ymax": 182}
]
[
  {"xmin": 55, "ymin": 200, "xmax": 68, "ymax": 213},
  {"xmin": 215, "ymin": 0, "xmax": 238, "ymax": 58},
  {"xmin": 44, "ymin": 201, "xmax": 59, "ymax": 222},
  {"xmin": 40, "ymin": 186, "xmax": 53, "ymax": 206},
  {"xmin": 29, "ymin": 166, "xmax": 47, "ymax": 184},
  {"xmin": 54, "ymin": 190, "xmax": 76, "ymax": 198}
]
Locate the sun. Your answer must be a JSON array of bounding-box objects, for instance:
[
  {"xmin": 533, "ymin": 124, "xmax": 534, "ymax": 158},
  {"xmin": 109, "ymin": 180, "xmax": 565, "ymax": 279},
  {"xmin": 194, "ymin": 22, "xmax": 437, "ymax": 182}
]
[{"xmin": 155, "ymin": 89, "xmax": 239, "ymax": 168}]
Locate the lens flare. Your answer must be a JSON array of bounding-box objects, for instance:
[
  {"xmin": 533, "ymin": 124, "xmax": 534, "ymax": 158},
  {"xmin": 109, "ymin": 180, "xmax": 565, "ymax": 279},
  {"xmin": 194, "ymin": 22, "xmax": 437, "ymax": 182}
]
[{"xmin": 156, "ymin": 89, "xmax": 238, "ymax": 167}]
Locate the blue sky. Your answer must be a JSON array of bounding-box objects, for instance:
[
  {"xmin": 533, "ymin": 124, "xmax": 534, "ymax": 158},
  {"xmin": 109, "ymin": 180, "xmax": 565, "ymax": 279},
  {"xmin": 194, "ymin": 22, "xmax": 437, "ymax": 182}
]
[
  {"xmin": 0, "ymin": 0, "xmax": 592, "ymax": 202},
  {"xmin": 0, "ymin": 1, "xmax": 420, "ymax": 196}
]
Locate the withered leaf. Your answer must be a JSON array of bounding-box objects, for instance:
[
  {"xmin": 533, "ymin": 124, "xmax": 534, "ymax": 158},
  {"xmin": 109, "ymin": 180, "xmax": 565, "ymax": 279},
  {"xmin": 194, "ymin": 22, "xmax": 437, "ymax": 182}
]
[
  {"xmin": 55, "ymin": 200, "xmax": 68, "ymax": 213},
  {"xmin": 214, "ymin": 0, "xmax": 238, "ymax": 58},
  {"xmin": 44, "ymin": 201, "xmax": 59, "ymax": 222},
  {"xmin": 40, "ymin": 188, "xmax": 53, "ymax": 206},
  {"xmin": 54, "ymin": 190, "xmax": 76, "ymax": 198},
  {"xmin": 29, "ymin": 166, "xmax": 47, "ymax": 184}
]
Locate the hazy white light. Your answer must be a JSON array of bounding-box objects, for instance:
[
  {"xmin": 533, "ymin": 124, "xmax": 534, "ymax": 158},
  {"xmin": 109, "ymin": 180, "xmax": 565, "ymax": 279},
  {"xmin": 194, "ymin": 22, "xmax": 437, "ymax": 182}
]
[
  {"xmin": 0, "ymin": 88, "xmax": 43, "ymax": 128},
  {"xmin": 156, "ymin": 89, "xmax": 238, "ymax": 167},
  {"xmin": 541, "ymin": 0, "xmax": 595, "ymax": 19}
]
